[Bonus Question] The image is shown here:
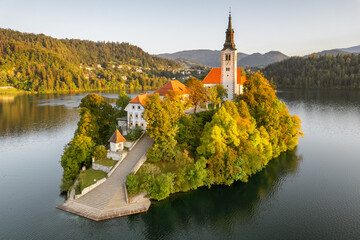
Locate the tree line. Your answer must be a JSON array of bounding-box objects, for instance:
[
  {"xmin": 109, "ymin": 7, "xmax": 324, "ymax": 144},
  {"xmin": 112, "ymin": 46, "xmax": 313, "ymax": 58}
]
[
  {"xmin": 263, "ymin": 54, "xmax": 360, "ymax": 89},
  {"xmin": 0, "ymin": 28, "xmax": 180, "ymax": 93}
]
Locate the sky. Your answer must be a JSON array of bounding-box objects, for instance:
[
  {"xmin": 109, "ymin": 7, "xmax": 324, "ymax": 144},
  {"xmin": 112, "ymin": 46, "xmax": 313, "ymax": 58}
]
[{"xmin": 1, "ymin": 0, "xmax": 360, "ymax": 56}]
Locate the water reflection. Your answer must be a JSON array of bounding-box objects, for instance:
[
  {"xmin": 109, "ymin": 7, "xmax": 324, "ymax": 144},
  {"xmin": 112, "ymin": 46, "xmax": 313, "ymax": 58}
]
[
  {"xmin": 0, "ymin": 94, "xmax": 77, "ymax": 135},
  {"xmin": 131, "ymin": 149, "xmax": 302, "ymax": 240},
  {"xmin": 0, "ymin": 92, "xmax": 126, "ymax": 136}
]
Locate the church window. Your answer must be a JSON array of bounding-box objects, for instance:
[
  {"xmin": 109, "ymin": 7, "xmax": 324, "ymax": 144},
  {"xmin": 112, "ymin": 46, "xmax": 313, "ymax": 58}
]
[{"xmin": 225, "ymin": 54, "xmax": 231, "ymax": 61}]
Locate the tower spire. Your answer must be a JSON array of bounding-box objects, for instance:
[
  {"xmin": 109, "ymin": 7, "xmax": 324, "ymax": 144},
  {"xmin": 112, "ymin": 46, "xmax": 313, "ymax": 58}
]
[{"xmin": 223, "ymin": 9, "xmax": 236, "ymax": 50}]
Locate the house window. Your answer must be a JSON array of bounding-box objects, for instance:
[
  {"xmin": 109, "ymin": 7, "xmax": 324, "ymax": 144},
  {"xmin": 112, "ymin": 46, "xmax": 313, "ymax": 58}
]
[
  {"xmin": 225, "ymin": 54, "xmax": 231, "ymax": 61},
  {"xmin": 132, "ymin": 105, "xmax": 135, "ymax": 110},
  {"xmin": 129, "ymin": 122, "xmax": 133, "ymax": 126},
  {"xmin": 141, "ymin": 123, "xmax": 144, "ymax": 127},
  {"xmin": 129, "ymin": 114, "xmax": 133, "ymax": 118},
  {"xmin": 226, "ymin": 85, "xmax": 228, "ymax": 88},
  {"xmin": 135, "ymin": 114, "xmax": 138, "ymax": 118},
  {"xmin": 226, "ymin": 68, "xmax": 230, "ymax": 71},
  {"xmin": 138, "ymin": 106, "xmax": 141, "ymax": 110}
]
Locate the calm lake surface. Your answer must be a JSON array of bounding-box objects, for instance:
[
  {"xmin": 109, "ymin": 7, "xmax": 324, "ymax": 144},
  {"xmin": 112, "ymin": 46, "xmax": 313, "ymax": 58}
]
[{"xmin": 1, "ymin": 89, "xmax": 360, "ymax": 239}]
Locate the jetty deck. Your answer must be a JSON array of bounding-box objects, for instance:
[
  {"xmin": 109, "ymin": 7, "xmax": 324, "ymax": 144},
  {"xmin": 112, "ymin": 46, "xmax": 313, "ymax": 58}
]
[{"xmin": 57, "ymin": 135, "xmax": 154, "ymax": 221}]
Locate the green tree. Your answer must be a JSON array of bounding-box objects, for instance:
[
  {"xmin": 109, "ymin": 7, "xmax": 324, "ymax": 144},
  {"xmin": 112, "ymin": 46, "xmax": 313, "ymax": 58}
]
[
  {"xmin": 116, "ymin": 90, "xmax": 131, "ymax": 117},
  {"xmin": 78, "ymin": 94, "xmax": 116, "ymax": 145},
  {"xmin": 93, "ymin": 145, "xmax": 107, "ymax": 160},
  {"xmin": 60, "ymin": 134, "xmax": 95, "ymax": 191}
]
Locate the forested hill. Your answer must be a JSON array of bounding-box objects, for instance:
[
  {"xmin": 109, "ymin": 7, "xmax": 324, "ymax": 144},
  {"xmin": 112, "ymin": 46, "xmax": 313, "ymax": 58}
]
[
  {"xmin": 0, "ymin": 28, "xmax": 180, "ymax": 93},
  {"xmin": 263, "ymin": 54, "xmax": 360, "ymax": 89}
]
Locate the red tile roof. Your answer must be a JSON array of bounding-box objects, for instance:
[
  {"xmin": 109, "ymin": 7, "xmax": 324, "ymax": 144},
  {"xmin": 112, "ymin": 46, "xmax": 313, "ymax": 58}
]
[
  {"xmin": 153, "ymin": 80, "xmax": 189, "ymax": 96},
  {"xmin": 108, "ymin": 129, "xmax": 126, "ymax": 143},
  {"xmin": 129, "ymin": 93, "xmax": 149, "ymax": 107},
  {"xmin": 202, "ymin": 68, "xmax": 247, "ymax": 85},
  {"xmin": 202, "ymin": 68, "xmax": 222, "ymax": 84}
]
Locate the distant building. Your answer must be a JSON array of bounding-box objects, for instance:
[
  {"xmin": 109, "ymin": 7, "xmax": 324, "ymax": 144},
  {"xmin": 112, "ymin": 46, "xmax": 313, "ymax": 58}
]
[
  {"xmin": 124, "ymin": 80, "xmax": 189, "ymax": 130},
  {"xmin": 202, "ymin": 11, "xmax": 247, "ymax": 101},
  {"xmin": 153, "ymin": 80, "xmax": 189, "ymax": 100}
]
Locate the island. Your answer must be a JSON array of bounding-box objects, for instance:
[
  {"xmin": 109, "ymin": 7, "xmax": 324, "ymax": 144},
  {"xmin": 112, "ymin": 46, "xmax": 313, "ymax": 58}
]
[{"xmin": 57, "ymin": 11, "xmax": 303, "ymax": 220}]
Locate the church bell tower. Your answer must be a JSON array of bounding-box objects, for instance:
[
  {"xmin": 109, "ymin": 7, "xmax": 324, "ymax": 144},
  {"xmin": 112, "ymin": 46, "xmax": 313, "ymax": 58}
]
[{"xmin": 221, "ymin": 10, "xmax": 237, "ymax": 101}]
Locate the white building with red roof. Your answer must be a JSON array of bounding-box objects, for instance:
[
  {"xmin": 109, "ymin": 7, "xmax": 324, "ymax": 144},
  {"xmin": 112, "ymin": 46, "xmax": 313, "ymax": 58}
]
[
  {"xmin": 202, "ymin": 11, "xmax": 247, "ymax": 101},
  {"xmin": 124, "ymin": 93, "xmax": 149, "ymax": 130},
  {"xmin": 108, "ymin": 129, "xmax": 126, "ymax": 152},
  {"xmin": 124, "ymin": 80, "xmax": 189, "ymax": 130}
]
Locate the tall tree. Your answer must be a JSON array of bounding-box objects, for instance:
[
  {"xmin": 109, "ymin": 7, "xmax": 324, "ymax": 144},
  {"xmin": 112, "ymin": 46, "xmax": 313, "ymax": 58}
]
[{"xmin": 186, "ymin": 77, "xmax": 208, "ymax": 113}]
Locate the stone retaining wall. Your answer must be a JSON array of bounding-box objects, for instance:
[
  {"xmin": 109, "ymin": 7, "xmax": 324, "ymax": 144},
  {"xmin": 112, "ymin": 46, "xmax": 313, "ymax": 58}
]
[
  {"xmin": 107, "ymin": 151, "xmax": 124, "ymax": 161},
  {"xmin": 92, "ymin": 163, "xmax": 112, "ymax": 173}
]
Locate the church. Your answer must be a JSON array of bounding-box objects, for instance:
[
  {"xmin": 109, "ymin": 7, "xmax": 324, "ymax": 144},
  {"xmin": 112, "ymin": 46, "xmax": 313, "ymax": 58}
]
[{"xmin": 202, "ymin": 11, "xmax": 247, "ymax": 101}]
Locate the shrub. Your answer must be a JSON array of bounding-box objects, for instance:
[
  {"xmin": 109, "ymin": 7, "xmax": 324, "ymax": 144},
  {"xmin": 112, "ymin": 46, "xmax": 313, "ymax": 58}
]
[
  {"xmin": 149, "ymin": 173, "xmax": 175, "ymax": 200},
  {"xmin": 125, "ymin": 126, "xmax": 143, "ymax": 141},
  {"xmin": 126, "ymin": 174, "xmax": 140, "ymax": 195},
  {"xmin": 93, "ymin": 145, "xmax": 107, "ymax": 160}
]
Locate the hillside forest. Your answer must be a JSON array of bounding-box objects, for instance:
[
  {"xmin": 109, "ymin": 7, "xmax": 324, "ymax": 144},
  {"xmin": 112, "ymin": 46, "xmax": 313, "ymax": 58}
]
[
  {"xmin": 0, "ymin": 28, "xmax": 207, "ymax": 93},
  {"xmin": 264, "ymin": 54, "xmax": 360, "ymax": 89}
]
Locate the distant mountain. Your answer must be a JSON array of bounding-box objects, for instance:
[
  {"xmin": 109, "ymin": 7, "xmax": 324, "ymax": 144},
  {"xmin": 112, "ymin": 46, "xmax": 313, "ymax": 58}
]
[
  {"xmin": 340, "ymin": 45, "xmax": 360, "ymax": 53},
  {"xmin": 174, "ymin": 58, "xmax": 206, "ymax": 68},
  {"xmin": 157, "ymin": 49, "xmax": 288, "ymax": 68},
  {"xmin": 307, "ymin": 45, "xmax": 360, "ymax": 57},
  {"xmin": 239, "ymin": 51, "xmax": 289, "ymax": 67},
  {"xmin": 157, "ymin": 50, "xmax": 235, "ymax": 68},
  {"xmin": 309, "ymin": 49, "xmax": 351, "ymax": 57}
]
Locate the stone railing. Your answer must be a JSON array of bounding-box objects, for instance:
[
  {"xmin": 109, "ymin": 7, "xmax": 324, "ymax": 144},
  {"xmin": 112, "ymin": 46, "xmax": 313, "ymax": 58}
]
[
  {"xmin": 131, "ymin": 152, "xmax": 147, "ymax": 174},
  {"xmin": 107, "ymin": 152, "xmax": 127, "ymax": 177},
  {"xmin": 124, "ymin": 183, "xmax": 129, "ymax": 204},
  {"xmin": 125, "ymin": 131, "xmax": 146, "ymax": 151}
]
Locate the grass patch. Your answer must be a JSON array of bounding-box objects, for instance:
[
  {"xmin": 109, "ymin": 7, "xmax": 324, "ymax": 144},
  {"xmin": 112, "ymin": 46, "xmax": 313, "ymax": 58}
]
[
  {"xmin": 78, "ymin": 168, "xmax": 107, "ymax": 192},
  {"xmin": 157, "ymin": 161, "xmax": 179, "ymax": 174},
  {"xmin": 95, "ymin": 158, "xmax": 117, "ymax": 167},
  {"xmin": 0, "ymin": 87, "xmax": 24, "ymax": 94}
]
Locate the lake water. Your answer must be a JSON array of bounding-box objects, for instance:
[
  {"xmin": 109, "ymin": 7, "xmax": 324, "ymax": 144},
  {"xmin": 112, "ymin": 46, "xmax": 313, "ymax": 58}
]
[{"xmin": 1, "ymin": 90, "xmax": 360, "ymax": 239}]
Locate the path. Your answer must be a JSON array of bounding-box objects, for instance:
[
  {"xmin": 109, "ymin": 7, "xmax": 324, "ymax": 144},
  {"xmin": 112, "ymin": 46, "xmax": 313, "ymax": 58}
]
[{"xmin": 57, "ymin": 135, "xmax": 154, "ymax": 221}]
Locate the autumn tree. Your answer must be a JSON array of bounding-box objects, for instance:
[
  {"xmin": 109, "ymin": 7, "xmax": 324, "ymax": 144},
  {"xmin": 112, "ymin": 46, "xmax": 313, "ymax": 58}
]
[{"xmin": 187, "ymin": 77, "xmax": 208, "ymax": 113}]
